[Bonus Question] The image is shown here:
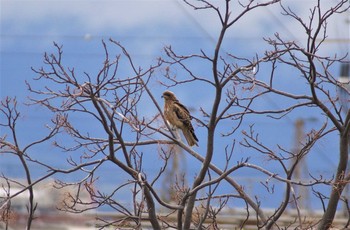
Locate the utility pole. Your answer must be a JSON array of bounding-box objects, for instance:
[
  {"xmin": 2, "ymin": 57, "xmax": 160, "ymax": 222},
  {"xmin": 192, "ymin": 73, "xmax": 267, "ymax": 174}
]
[
  {"xmin": 161, "ymin": 144, "xmax": 187, "ymax": 204},
  {"xmin": 290, "ymin": 119, "xmax": 310, "ymax": 211}
]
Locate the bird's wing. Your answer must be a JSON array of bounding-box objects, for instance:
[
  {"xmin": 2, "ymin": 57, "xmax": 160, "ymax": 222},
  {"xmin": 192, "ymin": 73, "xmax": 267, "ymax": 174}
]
[
  {"xmin": 173, "ymin": 101, "xmax": 199, "ymax": 145},
  {"xmin": 173, "ymin": 101, "xmax": 191, "ymax": 122}
]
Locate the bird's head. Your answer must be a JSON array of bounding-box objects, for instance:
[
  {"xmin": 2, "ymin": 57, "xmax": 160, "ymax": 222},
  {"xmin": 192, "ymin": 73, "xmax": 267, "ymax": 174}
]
[{"xmin": 162, "ymin": 90, "xmax": 177, "ymax": 101}]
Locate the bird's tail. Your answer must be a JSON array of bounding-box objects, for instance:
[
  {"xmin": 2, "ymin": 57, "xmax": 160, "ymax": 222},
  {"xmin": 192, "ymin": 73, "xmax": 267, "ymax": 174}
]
[{"xmin": 182, "ymin": 127, "xmax": 199, "ymax": 147}]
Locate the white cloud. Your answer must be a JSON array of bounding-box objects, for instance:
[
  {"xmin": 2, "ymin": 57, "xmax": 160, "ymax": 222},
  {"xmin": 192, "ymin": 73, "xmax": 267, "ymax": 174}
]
[
  {"xmin": 0, "ymin": 0, "xmax": 347, "ymax": 58},
  {"xmin": 1, "ymin": 0, "xmax": 347, "ymax": 40},
  {"xmin": 1, "ymin": 0, "xmax": 186, "ymax": 35}
]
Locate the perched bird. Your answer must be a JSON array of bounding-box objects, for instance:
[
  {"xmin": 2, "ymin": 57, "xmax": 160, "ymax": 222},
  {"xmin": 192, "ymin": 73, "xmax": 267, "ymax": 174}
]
[{"xmin": 162, "ymin": 90, "xmax": 199, "ymax": 146}]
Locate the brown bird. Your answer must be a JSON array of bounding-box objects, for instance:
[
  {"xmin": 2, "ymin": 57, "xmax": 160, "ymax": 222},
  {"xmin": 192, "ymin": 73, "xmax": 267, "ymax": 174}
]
[{"xmin": 162, "ymin": 90, "xmax": 199, "ymax": 146}]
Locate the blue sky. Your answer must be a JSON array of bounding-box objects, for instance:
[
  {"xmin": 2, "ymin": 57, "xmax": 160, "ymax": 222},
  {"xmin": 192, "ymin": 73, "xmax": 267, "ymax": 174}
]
[{"xmin": 1, "ymin": 0, "xmax": 349, "ymax": 210}]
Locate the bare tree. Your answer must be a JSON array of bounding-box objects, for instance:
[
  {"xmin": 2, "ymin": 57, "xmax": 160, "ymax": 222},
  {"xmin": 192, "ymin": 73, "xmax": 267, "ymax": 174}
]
[
  {"xmin": 1, "ymin": 0, "xmax": 349, "ymax": 229},
  {"xmin": 246, "ymin": 1, "xmax": 350, "ymax": 228}
]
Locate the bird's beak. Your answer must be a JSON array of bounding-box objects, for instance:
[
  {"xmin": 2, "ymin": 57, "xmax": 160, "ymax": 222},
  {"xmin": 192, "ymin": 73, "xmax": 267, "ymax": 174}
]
[{"xmin": 161, "ymin": 95, "xmax": 164, "ymax": 98}]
